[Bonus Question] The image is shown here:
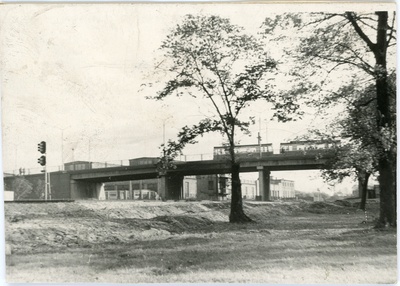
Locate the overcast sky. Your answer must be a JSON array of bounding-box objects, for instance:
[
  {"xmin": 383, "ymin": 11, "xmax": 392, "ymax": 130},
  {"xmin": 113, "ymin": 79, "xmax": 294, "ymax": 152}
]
[{"xmin": 0, "ymin": 3, "xmax": 394, "ymax": 193}]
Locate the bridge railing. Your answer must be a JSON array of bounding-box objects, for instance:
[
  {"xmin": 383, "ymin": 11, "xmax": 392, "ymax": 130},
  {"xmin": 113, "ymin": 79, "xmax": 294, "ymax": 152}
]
[
  {"xmin": 3, "ymin": 160, "xmax": 131, "ymax": 176},
  {"xmin": 3, "ymin": 155, "xmax": 215, "ymax": 177},
  {"xmin": 3, "ymin": 165, "xmax": 66, "ymax": 177}
]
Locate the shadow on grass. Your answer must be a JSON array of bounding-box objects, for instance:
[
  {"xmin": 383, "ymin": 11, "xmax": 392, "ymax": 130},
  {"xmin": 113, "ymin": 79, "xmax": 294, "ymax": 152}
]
[
  {"xmin": 81, "ymin": 222, "xmax": 395, "ymax": 274},
  {"xmin": 8, "ymin": 231, "xmax": 394, "ymax": 275}
]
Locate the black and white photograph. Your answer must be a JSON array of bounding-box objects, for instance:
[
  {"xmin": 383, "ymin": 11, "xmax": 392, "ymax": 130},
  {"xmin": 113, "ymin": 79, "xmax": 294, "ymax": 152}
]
[{"xmin": 1, "ymin": 2, "xmax": 397, "ymax": 284}]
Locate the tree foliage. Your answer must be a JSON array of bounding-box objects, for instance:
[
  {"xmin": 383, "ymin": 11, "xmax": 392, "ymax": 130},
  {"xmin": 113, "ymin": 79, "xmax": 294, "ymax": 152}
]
[
  {"xmin": 303, "ymin": 74, "xmax": 395, "ymax": 211},
  {"xmin": 155, "ymin": 15, "xmax": 274, "ymax": 149},
  {"xmin": 263, "ymin": 12, "xmax": 395, "ymax": 100},
  {"xmin": 150, "ymin": 15, "xmax": 300, "ymax": 222},
  {"xmin": 262, "ymin": 11, "xmax": 396, "ymax": 227}
]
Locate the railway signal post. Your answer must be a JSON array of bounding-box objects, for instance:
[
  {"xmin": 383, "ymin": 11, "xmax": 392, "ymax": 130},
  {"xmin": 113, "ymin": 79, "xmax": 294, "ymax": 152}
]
[{"xmin": 37, "ymin": 141, "xmax": 48, "ymax": 200}]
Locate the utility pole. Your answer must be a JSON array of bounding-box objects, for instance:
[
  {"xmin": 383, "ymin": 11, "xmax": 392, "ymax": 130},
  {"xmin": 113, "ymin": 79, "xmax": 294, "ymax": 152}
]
[
  {"xmin": 88, "ymin": 138, "xmax": 91, "ymax": 162},
  {"xmin": 163, "ymin": 116, "xmax": 173, "ymax": 145},
  {"xmin": 162, "ymin": 116, "xmax": 172, "ymax": 158},
  {"xmin": 258, "ymin": 117, "xmax": 262, "ymax": 159},
  {"xmin": 58, "ymin": 125, "xmax": 70, "ymax": 171},
  {"xmin": 61, "ymin": 129, "xmax": 64, "ymax": 169}
]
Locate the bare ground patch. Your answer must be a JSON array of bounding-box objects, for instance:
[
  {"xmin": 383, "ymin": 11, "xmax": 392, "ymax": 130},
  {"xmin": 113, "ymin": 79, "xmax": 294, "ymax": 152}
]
[{"xmin": 4, "ymin": 199, "xmax": 397, "ymax": 283}]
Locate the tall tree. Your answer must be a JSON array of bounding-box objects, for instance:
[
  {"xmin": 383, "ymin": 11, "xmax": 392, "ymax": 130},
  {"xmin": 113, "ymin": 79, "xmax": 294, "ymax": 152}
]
[
  {"xmin": 263, "ymin": 11, "xmax": 396, "ymax": 227},
  {"xmin": 150, "ymin": 15, "xmax": 299, "ymax": 222},
  {"xmin": 325, "ymin": 83, "xmax": 384, "ymax": 210}
]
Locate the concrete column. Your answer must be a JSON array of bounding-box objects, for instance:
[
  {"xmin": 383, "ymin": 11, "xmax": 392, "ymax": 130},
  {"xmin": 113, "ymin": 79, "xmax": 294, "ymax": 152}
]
[
  {"xmin": 158, "ymin": 176, "xmax": 167, "ymax": 200},
  {"xmin": 264, "ymin": 170, "xmax": 271, "ymax": 201},
  {"xmin": 257, "ymin": 166, "xmax": 271, "ymax": 201},
  {"xmin": 96, "ymin": 183, "xmax": 106, "ymax": 200},
  {"xmin": 129, "ymin": 180, "xmax": 133, "ymax": 200},
  {"xmin": 257, "ymin": 166, "xmax": 264, "ymax": 201}
]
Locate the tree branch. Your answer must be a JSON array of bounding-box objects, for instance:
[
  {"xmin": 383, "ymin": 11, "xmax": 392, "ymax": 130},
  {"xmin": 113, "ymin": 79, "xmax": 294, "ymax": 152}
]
[
  {"xmin": 213, "ymin": 61, "xmax": 233, "ymax": 117},
  {"xmin": 336, "ymin": 42, "xmax": 375, "ymax": 72},
  {"xmin": 345, "ymin": 12, "xmax": 377, "ymax": 53},
  {"xmin": 387, "ymin": 12, "xmax": 396, "ymax": 47},
  {"xmin": 189, "ymin": 53, "xmax": 232, "ymax": 141}
]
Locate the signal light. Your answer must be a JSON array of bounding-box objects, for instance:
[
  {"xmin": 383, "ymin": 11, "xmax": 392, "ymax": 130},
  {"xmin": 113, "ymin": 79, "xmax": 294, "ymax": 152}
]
[
  {"xmin": 38, "ymin": 141, "xmax": 46, "ymax": 154},
  {"xmin": 38, "ymin": 155, "xmax": 46, "ymax": 166}
]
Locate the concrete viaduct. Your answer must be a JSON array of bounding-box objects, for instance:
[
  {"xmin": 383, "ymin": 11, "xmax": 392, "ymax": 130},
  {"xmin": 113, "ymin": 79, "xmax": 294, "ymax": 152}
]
[{"xmin": 4, "ymin": 153, "xmax": 333, "ymax": 201}]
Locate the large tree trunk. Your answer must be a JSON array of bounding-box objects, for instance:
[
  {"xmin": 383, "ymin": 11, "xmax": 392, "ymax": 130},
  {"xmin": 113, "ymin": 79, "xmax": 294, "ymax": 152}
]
[
  {"xmin": 374, "ymin": 12, "xmax": 396, "ymax": 227},
  {"xmin": 377, "ymin": 157, "xmax": 396, "ymax": 227},
  {"xmin": 358, "ymin": 171, "xmax": 370, "ymax": 211},
  {"xmin": 229, "ymin": 162, "xmax": 252, "ymax": 223},
  {"xmin": 373, "ymin": 12, "xmax": 396, "ymax": 227}
]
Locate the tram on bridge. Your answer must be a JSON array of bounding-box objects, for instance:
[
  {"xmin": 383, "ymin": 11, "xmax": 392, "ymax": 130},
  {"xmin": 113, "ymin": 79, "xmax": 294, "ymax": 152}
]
[
  {"xmin": 213, "ymin": 140, "xmax": 340, "ymax": 160},
  {"xmin": 213, "ymin": 143, "xmax": 273, "ymax": 160}
]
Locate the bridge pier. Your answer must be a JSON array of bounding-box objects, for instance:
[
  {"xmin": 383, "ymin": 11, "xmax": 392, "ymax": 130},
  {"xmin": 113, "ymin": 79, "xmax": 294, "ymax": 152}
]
[
  {"xmin": 96, "ymin": 183, "xmax": 106, "ymax": 200},
  {"xmin": 158, "ymin": 175, "xmax": 183, "ymax": 200},
  {"xmin": 257, "ymin": 166, "xmax": 271, "ymax": 201}
]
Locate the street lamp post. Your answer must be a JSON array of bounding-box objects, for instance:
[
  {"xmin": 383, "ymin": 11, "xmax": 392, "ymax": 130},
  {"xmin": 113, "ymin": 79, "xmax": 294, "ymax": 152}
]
[
  {"xmin": 162, "ymin": 116, "xmax": 173, "ymax": 156},
  {"xmin": 56, "ymin": 125, "xmax": 70, "ymax": 170}
]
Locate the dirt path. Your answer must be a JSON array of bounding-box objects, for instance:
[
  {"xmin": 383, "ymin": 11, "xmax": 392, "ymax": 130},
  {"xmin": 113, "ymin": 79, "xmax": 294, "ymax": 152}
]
[{"xmin": 4, "ymin": 199, "xmax": 396, "ymax": 283}]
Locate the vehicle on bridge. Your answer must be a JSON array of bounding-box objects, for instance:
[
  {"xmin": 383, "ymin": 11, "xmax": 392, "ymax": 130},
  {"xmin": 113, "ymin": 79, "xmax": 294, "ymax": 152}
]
[
  {"xmin": 64, "ymin": 161, "xmax": 122, "ymax": 171},
  {"xmin": 213, "ymin": 140, "xmax": 341, "ymax": 160},
  {"xmin": 279, "ymin": 140, "xmax": 341, "ymax": 155},
  {"xmin": 129, "ymin": 157, "xmax": 159, "ymax": 166},
  {"xmin": 213, "ymin": 143, "xmax": 273, "ymax": 160}
]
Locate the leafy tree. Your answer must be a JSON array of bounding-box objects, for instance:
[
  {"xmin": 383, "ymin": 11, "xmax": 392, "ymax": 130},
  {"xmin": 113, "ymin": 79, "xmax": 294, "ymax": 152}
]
[
  {"xmin": 263, "ymin": 12, "xmax": 396, "ymax": 227},
  {"xmin": 150, "ymin": 15, "xmax": 299, "ymax": 222},
  {"xmin": 323, "ymin": 142, "xmax": 375, "ymax": 211},
  {"xmin": 304, "ymin": 76, "xmax": 395, "ymax": 211},
  {"xmin": 321, "ymin": 85, "xmax": 381, "ymax": 211},
  {"xmin": 348, "ymin": 76, "xmax": 395, "ymax": 212}
]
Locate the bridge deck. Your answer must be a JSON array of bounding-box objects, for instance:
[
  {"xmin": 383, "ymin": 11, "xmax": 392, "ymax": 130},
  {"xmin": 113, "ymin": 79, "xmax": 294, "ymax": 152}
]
[{"xmin": 68, "ymin": 153, "xmax": 333, "ymax": 182}]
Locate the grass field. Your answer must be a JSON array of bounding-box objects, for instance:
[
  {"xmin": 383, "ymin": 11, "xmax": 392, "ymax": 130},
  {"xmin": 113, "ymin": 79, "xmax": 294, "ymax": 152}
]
[{"xmin": 4, "ymin": 199, "xmax": 397, "ymax": 283}]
